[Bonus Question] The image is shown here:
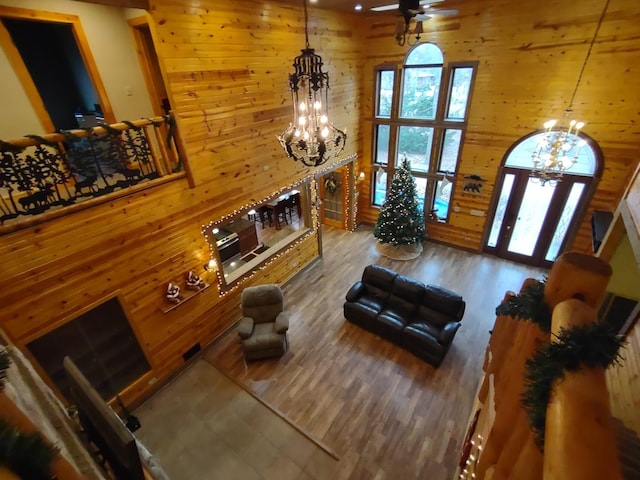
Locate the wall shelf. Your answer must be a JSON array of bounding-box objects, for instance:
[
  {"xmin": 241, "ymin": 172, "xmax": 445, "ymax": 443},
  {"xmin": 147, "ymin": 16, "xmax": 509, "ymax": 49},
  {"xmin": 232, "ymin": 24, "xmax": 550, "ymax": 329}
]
[{"xmin": 160, "ymin": 283, "xmax": 209, "ymax": 313}]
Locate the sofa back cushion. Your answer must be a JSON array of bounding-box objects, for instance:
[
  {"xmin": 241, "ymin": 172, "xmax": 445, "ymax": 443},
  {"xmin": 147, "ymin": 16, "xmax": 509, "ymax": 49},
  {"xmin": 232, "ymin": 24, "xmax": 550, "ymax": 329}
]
[
  {"xmin": 386, "ymin": 275, "xmax": 424, "ymax": 318},
  {"xmin": 418, "ymin": 285, "xmax": 466, "ymax": 326},
  {"xmin": 361, "ymin": 264, "xmax": 397, "ymax": 303}
]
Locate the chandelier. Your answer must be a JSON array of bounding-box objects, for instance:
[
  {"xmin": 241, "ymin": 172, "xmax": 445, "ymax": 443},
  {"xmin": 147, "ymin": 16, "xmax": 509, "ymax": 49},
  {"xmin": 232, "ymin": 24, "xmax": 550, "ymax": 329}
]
[
  {"xmin": 277, "ymin": 0, "xmax": 346, "ymax": 167},
  {"xmin": 395, "ymin": 19, "xmax": 424, "ymax": 47},
  {"xmin": 530, "ymin": 0, "xmax": 610, "ymax": 186},
  {"xmin": 530, "ymin": 118, "xmax": 586, "ymax": 185}
]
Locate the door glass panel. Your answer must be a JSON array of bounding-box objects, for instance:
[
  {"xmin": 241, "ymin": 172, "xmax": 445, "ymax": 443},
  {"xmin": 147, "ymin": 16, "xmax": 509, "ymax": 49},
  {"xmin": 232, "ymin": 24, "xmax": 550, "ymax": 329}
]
[
  {"xmin": 545, "ymin": 183, "xmax": 586, "ymax": 261},
  {"xmin": 508, "ymin": 179, "xmax": 556, "ymax": 256},
  {"xmin": 398, "ymin": 126, "xmax": 433, "ymax": 172},
  {"xmin": 487, "ymin": 174, "xmax": 515, "ymax": 247}
]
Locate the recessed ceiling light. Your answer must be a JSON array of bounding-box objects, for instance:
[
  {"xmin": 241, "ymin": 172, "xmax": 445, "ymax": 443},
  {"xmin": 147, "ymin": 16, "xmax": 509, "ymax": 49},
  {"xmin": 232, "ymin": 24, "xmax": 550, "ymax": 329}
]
[{"xmin": 355, "ymin": 4, "xmax": 363, "ymax": 11}]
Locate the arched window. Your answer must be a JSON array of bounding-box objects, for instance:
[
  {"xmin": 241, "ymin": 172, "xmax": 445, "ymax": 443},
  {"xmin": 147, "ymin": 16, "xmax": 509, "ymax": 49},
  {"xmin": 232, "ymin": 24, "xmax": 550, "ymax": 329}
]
[
  {"xmin": 485, "ymin": 131, "xmax": 602, "ymax": 266},
  {"xmin": 372, "ymin": 43, "xmax": 477, "ymax": 222}
]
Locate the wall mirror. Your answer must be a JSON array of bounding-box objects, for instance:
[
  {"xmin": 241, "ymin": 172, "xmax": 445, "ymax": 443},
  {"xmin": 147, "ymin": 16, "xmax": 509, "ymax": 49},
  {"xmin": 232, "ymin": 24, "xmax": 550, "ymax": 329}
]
[{"xmin": 203, "ymin": 180, "xmax": 314, "ymax": 292}]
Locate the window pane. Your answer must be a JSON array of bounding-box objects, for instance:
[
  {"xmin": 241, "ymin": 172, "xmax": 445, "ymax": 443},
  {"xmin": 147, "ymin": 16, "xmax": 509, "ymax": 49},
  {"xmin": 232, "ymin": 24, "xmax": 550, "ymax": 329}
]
[
  {"xmin": 377, "ymin": 70, "xmax": 394, "ymax": 118},
  {"xmin": 398, "ymin": 126, "xmax": 433, "ymax": 173},
  {"xmin": 405, "ymin": 43, "xmax": 444, "ymax": 65},
  {"xmin": 373, "ymin": 169, "xmax": 387, "ymax": 206},
  {"xmin": 439, "ymin": 129, "xmax": 462, "ymax": 173},
  {"xmin": 545, "ymin": 183, "xmax": 586, "ymax": 261},
  {"xmin": 375, "ymin": 125, "xmax": 390, "ymax": 165},
  {"xmin": 487, "ymin": 174, "xmax": 515, "ymax": 247},
  {"xmin": 508, "ymin": 179, "xmax": 556, "ymax": 256},
  {"xmin": 413, "ymin": 176, "xmax": 427, "ymax": 213},
  {"xmin": 506, "ymin": 132, "xmax": 597, "ymax": 175},
  {"xmin": 446, "ymin": 67, "xmax": 473, "ymax": 121},
  {"xmin": 433, "ymin": 179, "xmax": 452, "ymax": 219},
  {"xmin": 400, "ymin": 67, "xmax": 442, "ymax": 120}
]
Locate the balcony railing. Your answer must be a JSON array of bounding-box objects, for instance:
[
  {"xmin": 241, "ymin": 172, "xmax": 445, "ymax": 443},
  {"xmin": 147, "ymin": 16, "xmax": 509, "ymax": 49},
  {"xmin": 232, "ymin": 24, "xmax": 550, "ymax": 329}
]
[{"xmin": 0, "ymin": 115, "xmax": 183, "ymax": 232}]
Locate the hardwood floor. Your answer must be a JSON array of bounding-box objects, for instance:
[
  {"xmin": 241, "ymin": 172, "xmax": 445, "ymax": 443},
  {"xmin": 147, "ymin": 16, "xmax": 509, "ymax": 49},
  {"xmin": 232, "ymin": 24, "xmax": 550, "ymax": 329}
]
[{"xmin": 204, "ymin": 225, "xmax": 547, "ymax": 480}]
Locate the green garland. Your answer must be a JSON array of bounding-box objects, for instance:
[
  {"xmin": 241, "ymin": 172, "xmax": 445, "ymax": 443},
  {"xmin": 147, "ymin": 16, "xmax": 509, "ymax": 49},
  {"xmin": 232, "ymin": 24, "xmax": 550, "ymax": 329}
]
[
  {"xmin": 0, "ymin": 349, "xmax": 9, "ymax": 391},
  {"xmin": 0, "ymin": 420, "xmax": 57, "ymax": 480},
  {"xmin": 495, "ymin": 279, "xmax": 552, "ymax": 332},
  {"xmin": 522, "ymin": 322, "xmax": 624, "ymax": 450}
]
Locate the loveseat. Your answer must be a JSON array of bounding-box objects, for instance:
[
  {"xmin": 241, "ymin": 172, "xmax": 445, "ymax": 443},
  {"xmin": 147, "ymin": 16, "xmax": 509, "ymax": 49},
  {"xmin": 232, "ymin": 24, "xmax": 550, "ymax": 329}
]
[{"xmin": 343, "ymin": 265, "xmax": 465, "ymax": 366}]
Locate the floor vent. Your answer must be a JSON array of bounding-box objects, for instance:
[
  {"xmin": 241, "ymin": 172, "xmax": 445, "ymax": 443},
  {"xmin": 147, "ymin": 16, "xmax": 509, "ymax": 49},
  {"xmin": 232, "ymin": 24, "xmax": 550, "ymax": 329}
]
[{"xmin": 182, "ymin": 343, "xmax": 201, "ymax": 361}]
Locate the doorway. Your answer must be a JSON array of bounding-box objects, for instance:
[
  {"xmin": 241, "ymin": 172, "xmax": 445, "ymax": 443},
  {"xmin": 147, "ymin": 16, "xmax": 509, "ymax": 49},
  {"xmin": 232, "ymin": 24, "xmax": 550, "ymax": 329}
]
[
  {"xmin": 484, "ymin": 131, "xmax": 601, "ymax": 267},
  {"xmin": 0, "ymin": 6, "xmax": 115, "ymax": 132},
  {"xmin": 320, "ymin": 170, "xmax": 345, "ymax": 228},
  {"xmin": 129, "ymin": 17, "xmax": 170, "ymax": 116}
]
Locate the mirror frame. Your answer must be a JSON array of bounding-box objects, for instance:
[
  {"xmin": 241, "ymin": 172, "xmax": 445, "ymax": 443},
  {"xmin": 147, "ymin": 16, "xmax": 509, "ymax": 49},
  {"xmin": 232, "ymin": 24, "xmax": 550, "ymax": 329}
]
[{"xmin": 202, "ymin": 178, "xmax": 317, "ymax": 294}]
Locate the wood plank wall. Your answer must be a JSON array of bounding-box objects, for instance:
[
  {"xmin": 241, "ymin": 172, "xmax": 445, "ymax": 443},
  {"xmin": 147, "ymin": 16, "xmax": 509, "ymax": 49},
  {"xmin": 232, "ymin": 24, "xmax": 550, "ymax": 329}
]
[
  {"xmin": 0, "ymin": 0, "xmax": 363, "ymax": 406},
  {"xmin": 357, "ymin": 0, "xmax": 640, "ymax": 253}
]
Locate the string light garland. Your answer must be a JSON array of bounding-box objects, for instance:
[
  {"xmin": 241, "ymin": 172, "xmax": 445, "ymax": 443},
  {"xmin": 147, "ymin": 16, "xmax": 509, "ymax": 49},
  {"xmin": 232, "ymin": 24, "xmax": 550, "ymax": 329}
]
[{"xmin": 200, "ymin": 154, "xmax": 357, "ymax": 295}]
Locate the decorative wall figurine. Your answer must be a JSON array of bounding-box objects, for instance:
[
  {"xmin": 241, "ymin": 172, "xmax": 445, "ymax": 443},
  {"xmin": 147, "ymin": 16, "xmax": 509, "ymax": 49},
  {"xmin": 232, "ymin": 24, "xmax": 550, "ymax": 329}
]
[
  {"xmin": 166, "ymin": 282, "xmax": 181, "ymax": 303},
  {"xmin": 463, "ymin": 174, "xmax": 487, "ymax": 195},
  {"xmin": 185, "ymin": 271, "xmax": 205, "ymax": 290}
]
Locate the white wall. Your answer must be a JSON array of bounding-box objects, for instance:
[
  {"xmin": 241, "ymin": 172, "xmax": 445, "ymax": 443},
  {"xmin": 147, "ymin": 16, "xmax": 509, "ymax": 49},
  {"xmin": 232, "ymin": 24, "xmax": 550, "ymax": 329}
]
[{"xmin": 0, "ymin": 0, "xmax": 154, "ymax": 138}]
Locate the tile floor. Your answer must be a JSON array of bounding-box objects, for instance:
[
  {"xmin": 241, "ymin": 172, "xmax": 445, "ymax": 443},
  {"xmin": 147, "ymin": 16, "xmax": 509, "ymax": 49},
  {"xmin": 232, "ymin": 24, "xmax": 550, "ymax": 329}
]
[{"xmin": 135, "ymin": 359, "xmax": 338, "ymax": 480}]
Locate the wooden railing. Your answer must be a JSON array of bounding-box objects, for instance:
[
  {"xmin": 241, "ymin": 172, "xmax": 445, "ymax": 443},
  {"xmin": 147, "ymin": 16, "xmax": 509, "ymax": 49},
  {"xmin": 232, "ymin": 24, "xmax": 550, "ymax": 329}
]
[
  {"xmin": 460, "ymin": 252, "xmax": 623, "ymax": 480},
  {"xmin": 0, "ymin": 115, "xmax": 183, "ymax": 232}
]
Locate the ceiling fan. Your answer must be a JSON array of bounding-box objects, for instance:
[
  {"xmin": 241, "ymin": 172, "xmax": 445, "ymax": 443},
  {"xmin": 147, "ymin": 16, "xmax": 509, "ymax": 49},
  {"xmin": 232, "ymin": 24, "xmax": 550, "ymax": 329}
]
[{"xmin": 371, "ymin": 0, "xmax": 459, "ymax": 45}]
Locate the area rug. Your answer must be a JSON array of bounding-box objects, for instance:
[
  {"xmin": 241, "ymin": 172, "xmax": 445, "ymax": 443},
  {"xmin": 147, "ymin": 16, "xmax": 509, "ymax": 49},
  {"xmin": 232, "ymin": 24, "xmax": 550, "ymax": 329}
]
[
  {"xmin": 376, "ymin": 241, "xmax": 423, "ymax": 260},
  {"xmin": 134, "ymin": 359, "xmax": 338, "ymax": 479}
]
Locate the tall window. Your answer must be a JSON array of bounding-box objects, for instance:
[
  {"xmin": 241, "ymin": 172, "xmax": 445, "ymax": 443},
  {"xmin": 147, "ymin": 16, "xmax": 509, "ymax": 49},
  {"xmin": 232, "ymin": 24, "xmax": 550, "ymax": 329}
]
[{"xmin": 372, "ymin": 43, "xmax": 477, "ymax": 221}]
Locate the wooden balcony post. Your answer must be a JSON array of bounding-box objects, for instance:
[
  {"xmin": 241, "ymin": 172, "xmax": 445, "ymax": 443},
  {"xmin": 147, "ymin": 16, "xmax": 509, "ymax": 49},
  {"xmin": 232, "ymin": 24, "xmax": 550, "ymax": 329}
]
[
  {"xmin": 544, "ymin": 252, "xmax": 612, "ymax": 310},
  {"xmin": 543, "ymin": 299, "xmax": 622, "ymax": 480}
]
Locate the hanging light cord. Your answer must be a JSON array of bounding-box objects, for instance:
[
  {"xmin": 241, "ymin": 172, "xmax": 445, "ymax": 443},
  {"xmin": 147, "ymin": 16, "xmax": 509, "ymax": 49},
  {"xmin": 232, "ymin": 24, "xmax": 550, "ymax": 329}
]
[{"xmin": 567, "ymin": 0, "xmax": 610, "ymax": 111}]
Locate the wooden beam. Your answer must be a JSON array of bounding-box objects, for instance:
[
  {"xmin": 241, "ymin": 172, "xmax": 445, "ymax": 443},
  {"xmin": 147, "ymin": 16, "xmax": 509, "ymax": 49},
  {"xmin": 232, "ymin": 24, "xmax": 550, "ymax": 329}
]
[{"xmin": 70, "ymin": 0, "xmax": 150, "ymax": 10}]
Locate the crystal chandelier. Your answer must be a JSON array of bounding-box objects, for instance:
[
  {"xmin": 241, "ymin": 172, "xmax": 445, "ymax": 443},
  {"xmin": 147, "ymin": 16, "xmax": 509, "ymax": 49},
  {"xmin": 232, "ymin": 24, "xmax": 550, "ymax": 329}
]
[
  {"xmin": 277, "ymin": 0, "xmax": 346, "ymax": 167},
  {"xmin": 531, "ymin": 119, "xmax": 586, "ymax": 185}
]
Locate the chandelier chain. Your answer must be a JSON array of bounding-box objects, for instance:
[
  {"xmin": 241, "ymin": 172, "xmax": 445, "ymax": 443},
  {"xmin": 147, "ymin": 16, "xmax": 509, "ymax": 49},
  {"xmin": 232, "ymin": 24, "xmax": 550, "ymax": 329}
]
[
  {"xmin": 303, "ymin": 0, "xmax": 310, "ymax": 49},
  {"xmin": 567, "ymin": 0, "xmax": 610, "ymax": 111}
]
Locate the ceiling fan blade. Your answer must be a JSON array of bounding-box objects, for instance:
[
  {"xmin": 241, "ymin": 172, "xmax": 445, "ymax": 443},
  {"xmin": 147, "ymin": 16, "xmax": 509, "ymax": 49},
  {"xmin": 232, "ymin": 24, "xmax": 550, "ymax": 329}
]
[
  {"xmin": 415, "ymin": 14, "xmax": 432, "ymax": 21},
  {"xmin": 370, "ymin": 0, "xmax": 445, "ymax": 13},
  {"xmin": 424, "ymin": 8, "xmax": 458, "ymax": 15}
]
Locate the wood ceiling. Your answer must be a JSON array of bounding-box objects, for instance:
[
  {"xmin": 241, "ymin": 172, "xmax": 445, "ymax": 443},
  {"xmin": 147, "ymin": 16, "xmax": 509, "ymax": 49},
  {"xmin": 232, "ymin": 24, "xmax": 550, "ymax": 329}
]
[{"xmin": 70, "ymin": 0, "xmax": 415, "ymax": 15}]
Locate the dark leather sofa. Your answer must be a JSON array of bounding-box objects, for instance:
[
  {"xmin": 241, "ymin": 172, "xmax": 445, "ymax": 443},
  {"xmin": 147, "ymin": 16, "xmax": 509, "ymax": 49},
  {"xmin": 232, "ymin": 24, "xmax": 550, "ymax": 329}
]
[{"xmin": 343, "ymin": 265, "xmax": 465, "ymax": 366}]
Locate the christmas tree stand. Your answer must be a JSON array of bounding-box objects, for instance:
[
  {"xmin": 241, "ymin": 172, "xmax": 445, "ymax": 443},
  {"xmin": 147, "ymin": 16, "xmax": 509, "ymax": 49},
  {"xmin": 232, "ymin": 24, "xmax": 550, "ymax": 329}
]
[{"xmin": 376, "ymin": 241, "xmax": 423, "ymax": 260}]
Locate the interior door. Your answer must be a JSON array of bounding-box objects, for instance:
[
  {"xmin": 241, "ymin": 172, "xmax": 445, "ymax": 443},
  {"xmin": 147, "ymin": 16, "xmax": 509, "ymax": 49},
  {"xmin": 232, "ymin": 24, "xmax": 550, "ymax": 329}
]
[
  {"xmin": 320, "ymin": 171, "xmax": 345, "ymax": 228},
  {"xmin": 485, "ymin": 168, "xmax": 591, "ymax": 267}
]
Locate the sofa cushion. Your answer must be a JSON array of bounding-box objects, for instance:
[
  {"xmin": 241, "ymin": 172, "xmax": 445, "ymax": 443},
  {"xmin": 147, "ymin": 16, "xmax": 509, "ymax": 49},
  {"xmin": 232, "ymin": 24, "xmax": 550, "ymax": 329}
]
[
  {"xmin": 361, "ymin": 265, "xmax": 397, "ymax": 303},
  {"xmin": 403, "ymin": 323, "xmax": 447, "ymax": 355},
  {"xmin": 416, "ymin": 304, "xmax": 455, "ymax": 328},
  {"xmin": 377, "ymin": 310, "xmax": 408, "ymax": 343},
  {"xmin": 423, "ymin": 284, "xmax": 466, "ymax": 320},
  {"xmin": 385, "ymin": 275, "xmax": 424, "ymax": 319},
  {"xmin": 344, "ymin": 301, "xmax": 379, "ymax": 332}
]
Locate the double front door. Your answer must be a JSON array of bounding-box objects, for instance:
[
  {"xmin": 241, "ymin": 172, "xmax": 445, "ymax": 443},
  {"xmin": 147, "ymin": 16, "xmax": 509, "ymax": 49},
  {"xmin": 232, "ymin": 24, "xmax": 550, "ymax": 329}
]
[{"xmin": 484, "ymin": 168, "xmax": 592, "ymax": 267}]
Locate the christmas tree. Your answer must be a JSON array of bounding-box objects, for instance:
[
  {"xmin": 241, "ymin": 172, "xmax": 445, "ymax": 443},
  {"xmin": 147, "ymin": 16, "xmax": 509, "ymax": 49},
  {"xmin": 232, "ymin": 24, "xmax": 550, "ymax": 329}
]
[{"xmin": 373, "ymin": 157, "xmax": 426, "ymax": 246}]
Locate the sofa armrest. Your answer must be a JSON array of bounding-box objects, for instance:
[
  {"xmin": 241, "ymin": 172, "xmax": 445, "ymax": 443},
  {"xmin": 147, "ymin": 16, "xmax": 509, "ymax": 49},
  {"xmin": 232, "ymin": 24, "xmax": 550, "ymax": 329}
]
[
  {"xmin": 237, "ymin": 317, "xmax": 255, "ymax": 339},
  {"xmin": 345, "ymin": 281, "xmax": 365, "ymax": 302},
  {"xmin": 275, "ymin": 312, "xmax": 290, "ymax": 334},
  {"xmin": 438, "ymin": 322, "xmax": 461, "ymax": 345}
]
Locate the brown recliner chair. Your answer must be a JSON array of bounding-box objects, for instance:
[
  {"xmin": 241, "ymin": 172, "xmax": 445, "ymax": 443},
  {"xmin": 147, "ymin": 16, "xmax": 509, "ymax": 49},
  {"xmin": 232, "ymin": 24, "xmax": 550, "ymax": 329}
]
[{"xmin": 237, "ymin": 284, "xmax": 290, "ymax": 360}]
